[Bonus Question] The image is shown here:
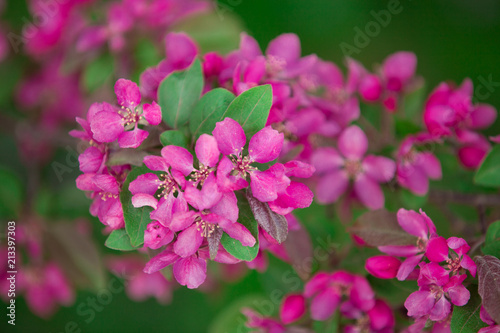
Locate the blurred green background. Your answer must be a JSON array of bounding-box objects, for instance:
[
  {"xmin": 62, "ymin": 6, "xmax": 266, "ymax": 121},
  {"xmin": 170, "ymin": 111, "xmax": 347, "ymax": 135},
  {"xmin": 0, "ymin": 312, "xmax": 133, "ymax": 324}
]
[{"xmin": 2, "ymin": 0, "xmax": 500, "ymax": 332}]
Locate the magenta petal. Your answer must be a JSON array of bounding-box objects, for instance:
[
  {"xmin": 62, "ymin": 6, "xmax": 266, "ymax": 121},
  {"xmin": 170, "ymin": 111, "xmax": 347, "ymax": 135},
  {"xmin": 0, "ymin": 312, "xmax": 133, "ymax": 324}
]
[
  {"xmin": 144, "ymin": 221, "xmax": 174, "ymax": 249},
  {"xmin": 304, "ymin": 272, "xmax": 331, "ymax": 298},
  {"xmin": 368, "ymin": 300, "xmax": 394, "ymax": 331},
  {"xmin": 173, "ymin": 224, "xmax": 203, "ymax": 257},
  {"xmin": 212, "ymin": 118, "xmax": 246, "ymax": 155},
  {"xmin": 269, "ymin": 182, "xmax": 314, "ymax": 215},
  {"xmin": 280, "ymin": 294, "xmax": 306, "ymax": 325},
  {"xmin": 418, "ymin": 152, "xmax": 442, "ymax": 179},
  {"xmin": 144, "ymin": 248, "xmax": 179, "ymax": 273},
  {"xmin": 446, "ymin": 281, "xmax": 470, "ymax": 306},
  {"xmin": 195, "ymin": 134, "xmax": 220, "ymax": 167},
  {"xmin": 132, "ymin": 193, "xmax": 158, "ymax": 209},
  {"xmin": 218, "ymin": 218, "xmax": 256, "ymax": 247},
  {"xmin": 316, "ymin": 169, "xmax": 349, "ymax": 204},
  {"xmin": 363, "ymin": 155, "xmax": 396, "ymax": 183},
  {"xmin": 76, "ymin": 174, "xmax": 100, "ymax": 192},
  {"xmin": 429, "ymin": 296, "xmax": 451, "ymax": 322},
  {"xmin": 397, "ymin": 208, "xmax": 429, "ymax": 238},
  {"xmin": 161, "ymin": 145, "xmax": 194, "ymax": 176},
  {"xmin": 310, "ymin": 287, "xmax": 341, "ymax": 321},
  {"xmin": 365, "ymin": 256, "xmax": 401, "ymax": 279},
  {"xmin": 249, "ymin": 126, "xmax": 284, "ymax": 163},
  {"xmin": 266, "ymin": 33, "xmax": 301, "ymax": 66},
  {"xmin": 142, "ymin": 101, "xmax": 162, "ymax": 126},
  {"xmin": 239, "ymin": 32, "xmax": 262, "ymax": 60},
  {"xmin": 216, "ymin": 156, "xmax": 248, "ymax": 192},
  {"xmin": 378, "ymin": 245, "xmax": 420, "ymax": 257},
  {"xmin": 90, "ymin": 110, "xmax": 123, "ymax": 142},
  {"xmin": 173, "ymin": 256, "xmax": 207, "ymax": 289},
  {"xmin": 118, "ymin": 128, "xmax": 149, "ymax": 148},
  {"xmin": 397, "ymin": 254, "xmax": 423, "ymax": 281},
  {"xmin": 93, "ymin": 174, "xmax": 120, "ymax": 194},
  {"xmin": 165, "ymin": 32, "xmax": 198, "ymax": 68},
  {"xmin": 283, "ymin": 160, "xmax": 315, "ymax": 178},
  {"xmin": 354, "ymin": 174, "xmax": 384, "ymax": 210},
  {"xmin": 461, "ymin": 255, "xmax": 476, "ymax": 277},
  {"xmin": 338, "ymin": 125, "xmax": 368, "ymax": 160},
  {"xmin": 129, "ymin": 173, "xmax": 160, "ymax": 196},
  {"xmin": 425, "ymin": 236, "xmax": 449, "ymax": 262},
  {"xmin": 404, "ymin": 290, "xmax": 435, "ymax": 318},
  {"xmin": 397, "ymin": 163, "xmax": 429, "ymax": 196},
  {"xmin": 382, "ymin": 52, "xmax": 417, "ymax": 89},
  {"xmin": 359, "ymin": 74, "xmax": 382, "ymax": 101},
  {"xmin": 458, "ymin": 145, "xmax": 488, "ymax": 169},
  {"xmin": 311, "ymin": 147, "xmax": 344, "ymax": 174},
  {"xmin": 79, "ymin": 147, "xmax": 104, "ymax": 173},
  {"xmin": 350, "ymin": 276, "xmax": 376, "ymax": 311},
  {"xmin": 169, "ymin": 211, "xmax": 196, "ymax": 232},
  {"xmin": 210, "ymin": 192, "xmax": 239, "ymax": 223},
  {"xmin": 115, "ymin": 78, "xmax": 141, "ymax": 108},
  {"xmin": 470, "ymin": 104, "xmax": 497, "ymax": 129},
  {"xmin": 143, "ymin": 156, "xmax": 170, "ymax": 172},
  {"xmin": 249, "ymin": 170, "xmax": 280, "ymax": 202}
]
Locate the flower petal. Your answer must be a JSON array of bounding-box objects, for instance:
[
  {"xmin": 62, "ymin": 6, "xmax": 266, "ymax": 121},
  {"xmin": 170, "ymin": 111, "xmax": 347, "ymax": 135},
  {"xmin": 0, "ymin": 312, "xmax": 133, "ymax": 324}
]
[
  {"xmin": 310, "ymin": 287, "xmax": 341, "ymax": 321},
  {"xmin": 249, "ymin": 126, "xmax": 284, "ymax": 163},
  {"xmin": 142, "ymin": 101, "xmax": 161, "ymax": 126},
  {"xmin": 115, "ymin": 78, "xmax": 141, "ymax": 108},
  {"xmin": 338, "ymin": 125, "xmax": 368, "ymax": 160},
  {"xmin": 280, "ymin": 294, "xmax": 306, "ymax": 325},
  {"xmin": 172, "ymin": 256, "xmax": 207, "ymax": 289},
  {"xmin": 173, "ymin": 224, "xmax": 204, "ymax": 257},
  {"xmin": 161, "ymin": 145, "xmax": 194, "ymax": 176},
  {"xmin": 212, "ymin": 117, "xmax": 246, "ymax": 155},
  {"xmin": 397, "ymin": 254, "xmax": 423, "ymax": 281},
  {"xmin": 195, "ymin": 134, "xmax": 220, "ymax": 167},
  {"xmin": 90, "ymin": 110, "xmax": 123, "ymax": 143},
  {"xmin": 118, "ymin": 128, "xmax": 149, "ymax": 148},
  {"xmin": 315, "ymin": 169, "xmax": 349, "ymax": 204},
  {"xmin": 353, "ymin": 174, "xmax": 384, "ymax": 210},
  {"xmin": 363, "ymin": 155, "xmax": 396, "ymax": 183}
]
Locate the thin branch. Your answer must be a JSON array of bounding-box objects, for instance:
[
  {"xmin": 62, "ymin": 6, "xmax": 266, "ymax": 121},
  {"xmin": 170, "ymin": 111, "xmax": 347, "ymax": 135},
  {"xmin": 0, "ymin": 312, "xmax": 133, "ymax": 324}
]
[{"xmin": 428, "ymin": 190, "xmax": 500, "ymax": 207}]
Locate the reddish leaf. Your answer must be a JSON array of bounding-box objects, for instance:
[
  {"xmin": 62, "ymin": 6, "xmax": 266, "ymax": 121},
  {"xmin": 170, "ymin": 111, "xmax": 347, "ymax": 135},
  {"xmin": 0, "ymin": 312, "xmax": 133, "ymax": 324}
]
[
  {"xmin": 476, "ymin": 255, "xmax": 500, "ymax": 323},
  {"xmin": 246, "ymin": 189, "xmax": 288, "ymax": 243},
  {"xmin": 208, "ymin": 227, "xmax": 223, "ymax": 260},
  {"xmin": 349, "ymin": 209, "xmax": 417, "ymax": 247},
  {"xmin": 283, "ymin": 226, "xmax": 313, "ymax": 280}
]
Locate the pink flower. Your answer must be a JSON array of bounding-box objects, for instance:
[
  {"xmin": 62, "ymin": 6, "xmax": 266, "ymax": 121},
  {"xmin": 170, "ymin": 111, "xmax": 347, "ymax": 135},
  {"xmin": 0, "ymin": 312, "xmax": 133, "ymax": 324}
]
[
  {"xmin": 426, "ymin": 237, "xmax": 476, "ymax": 277},
  {"xmin": 89, "ymin": 79, "xmax": 161, "ymax": 148},
  {"xmin": 18, "ymin": 263, "xmax": 74, "ymax": 318},
  {"xmin": 423, "ymin": 79, "xmax": 497, "ymax": 168},
  {"xmin": 354, "ymin": 52, "xmax": 418, "ymax": 112},
  {"xmin": 108, "ymin": 256, "xmax": 173, "ymax": 304},
  {"xmin": 479, "ymin": 306, "xmax": 500, "ymax": 333},
  {"xmin": 140, "ymin": 32, "xmax": 199, "ymax": 99},
  {"xmin": 280, "ymin": 293, "xmax": 306, "ymax": 324},
  {"xmin": 242, "ymin": 308, "xmax": 286, "ymax": 333},
  {"xmin": 143, "ymin": 221, "xmax": 175, "ymax": 250},
  {"xmin": 396, "ymin": 134, "xmax": 442, "ymax": 195},
  {"xmin": 378, "ymin": 208, "xmax": 438, "ymax": 280},
  {"xmin": 404, "ymin": 262, "xmax": 470, "ymax": 321},
  {"xmin": 304, "ymin": 271, "xmax": 375, "ymax": 321},
  {"xmin": 213, "ymin": 118, "xmax": 284, "ymax": 200},
  {"xmin": 311, "ymin": 125, "xmax": 395, "ymax": 209},
  {"xmin": 365, "ymin": 256, "xmax": 402, "ymax": 279}
]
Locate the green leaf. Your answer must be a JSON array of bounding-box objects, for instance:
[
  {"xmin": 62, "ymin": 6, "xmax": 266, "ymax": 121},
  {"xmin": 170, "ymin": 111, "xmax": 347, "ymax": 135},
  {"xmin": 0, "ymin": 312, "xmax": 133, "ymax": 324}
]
[
  {"xmin": 474, "ymin": 145, "xmax": 500, "ymax": 188},
  {"xmin": 221, "ymin": 85, "xmax": 273, "ymax": 139},
  {"xmin": 450, "ymin": 284, "xmax": 488, "ymax": 333},
  {"xmin": 158, "ymin": 59, "xmax": 203, "ymax": 129},
  {"xmin": 221, "ymin": 194, "xmax": 259, "ymax": 261},
  {"xmin": 189, "ymin": 88, "xmax": 235, "ymax": 141},
  {"xmin": 105, "ymin": 229, "xmax": 138, "ymax": 251},
  {"xmin": 83, "ymin": 53, "xmax": 114, "ymax": 92},
  {"xmin": 121, "ymin": 166, "xmax": 155, "ymax": 247},
  {"xmin": 482, "ymin": 220, "xmax": 500, "ymax": 257},
  {"xmin": 159, "ymin": 130, "xmax": 189, "ymax": 148}
]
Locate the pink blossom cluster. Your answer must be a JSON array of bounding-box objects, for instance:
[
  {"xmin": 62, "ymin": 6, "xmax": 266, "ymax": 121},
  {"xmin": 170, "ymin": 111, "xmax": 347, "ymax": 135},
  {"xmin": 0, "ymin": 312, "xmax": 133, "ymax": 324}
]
[
  {"xmin": 134, "ymin": 118, "xmax": 314, "ymax": 288},
  {"xmin": 0, "ymin": 223, "xmax": 74, "ymax": 318},
  {"xmin": 365, "ymin": 209, "xmax": 476, "ymax": 330},
  {"xmin": 71, "ymin": 78, "xmax": 164, "ymax": 230},
  {"xmin": 423, "ymin": 79, "xmax": 497, "ymax": 169},
  {"xmin": 243, "ymin": 270, "xmax": 394, "ymax": 333}
]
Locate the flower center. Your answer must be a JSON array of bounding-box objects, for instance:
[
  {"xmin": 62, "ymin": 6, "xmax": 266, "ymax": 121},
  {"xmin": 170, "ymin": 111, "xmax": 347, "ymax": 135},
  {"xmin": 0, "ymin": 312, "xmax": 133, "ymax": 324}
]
[
  {"xmin": 446, "ymin": 256, "xmax": 461, "ymax": 273},
  {"xmin": 99, "ymin": 192, "xmax": 118, "ymax": 201},
  {"xmin": 416, "ymin": 237, "xmax": 427, "ymax": 252},
  {"xmin": 195, "ymin": 219, "xmax": 220, "ymax": 238},
  {"xmin": 328, "ymin": 88, "xmax": 349, "ymax": 105},
  {"xmin": 266, "ymin": 55, "xmax": 287, "ymax": 75},
  {"xmin": 430, "ymin": 285, "xmax": 444, "ymax": 299},
  {"xmin": 118, "ymin": 106, "xmax": 142, "ymax": 128},
  {"xmin": 230, "ymin": 153, "xmax": 257, "ymax": 177},
  {"xmin": 344, "ymin": 160, "xmax": 362, "ymax": 179},
  {"xmin": 190, "ymin": 164, "xmax": 214, "ymax": 186},
  {"xmin": 155, "ymin": 173, "xmax": 177, "ymax": 198}
]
